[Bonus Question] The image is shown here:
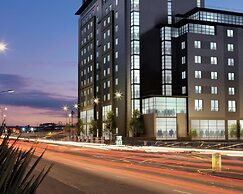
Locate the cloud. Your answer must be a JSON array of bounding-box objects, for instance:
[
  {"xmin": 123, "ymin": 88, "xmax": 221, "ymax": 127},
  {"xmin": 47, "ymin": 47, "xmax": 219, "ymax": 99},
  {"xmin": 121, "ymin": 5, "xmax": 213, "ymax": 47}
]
[
  {"xmin": 0, "ymin": 74, "xmax": 28, "ymax": 89},
  {"xmin": 0, "ymin": 74, "xmax": 77, "ymax": 110},
  {"xmin": 0, "ymin": 89, "xmax": 76, "ymax": 110}
]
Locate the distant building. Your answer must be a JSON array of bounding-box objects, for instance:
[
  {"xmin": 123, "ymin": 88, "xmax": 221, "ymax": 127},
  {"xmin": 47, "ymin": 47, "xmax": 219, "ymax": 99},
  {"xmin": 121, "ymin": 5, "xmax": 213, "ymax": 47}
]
[{"xmin": 76, "ymin": 0, "xmax": 243, "ymax": 141}]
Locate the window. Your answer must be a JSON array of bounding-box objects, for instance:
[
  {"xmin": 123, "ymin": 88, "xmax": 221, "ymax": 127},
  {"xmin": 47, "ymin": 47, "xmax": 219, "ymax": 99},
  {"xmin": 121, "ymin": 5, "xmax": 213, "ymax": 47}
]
[
  {"xmin": 195, "ymin": 99, "xmax": 203, "ymax": 111},
  {"xmin": 195, "ymin": 71, "xmax": 202, "ymax": 79},
  {"xmin": 115, "ymin": 12, "xmax": 118, "ymax": 19},
  {"xmin": 115, "ymin": 65, "xmax": 118, "ymax": 72},
  {"xmin": 229, "ymin": 87, "xmax": 235, "ymax": 95},
  {"xmin": 227, "ymin": 29, "xmax": 234, "ymax": 37},
  {"xmin": 115, "ymin": 25, "xmax": 118, "ymax": 32},
  {"xmin": 227, "ymin": 44, "xmax": 234, "ymax": 52},
  {"xmin": 211, "ymin": 57, "xmax": 217, "ymax": 65},
  {"xmin": 107, "ymin": 80, "xmax": 110, "ymax": 87},
  {"xmin": 115, "ymin": 38, "xmax": 118, "ymax": 45},
  {"xmin": 211, "ymin": 72, "xmax": 218, "ymax": 80},
  {"xmin": 195, "ymin": 56, "xmax": 201, "ymax": 64},
  {"xmin": 182, "ymin": 71, "xmax": 186, "ymax": 79},
  {"xmin": 228, "ymin": 58, "xmax": 234, "ymax": 66},
  {"xmin": 228, "ymin": 73, "xmax": 235, "ymax": 80},
  {"xmin": 228, "ymin": 101, "xmax": 236, "ymax": 112},
  {"xmin": 115, "ymin": 0, "xmax": 118, "ymax": 6},
  {"xmin": 181, "ymin": 41, "xmax": 185, "ymax": 49},
  {"xmin": 182, "ymin": 56, "xmax": 186, "ymax": 64},
  {"xmin": 197, "ymin": 0, "xmax": 201, "ymax": 7},
  {"xmin": 115, "ymin": 78, "xmax": 118, "ymax": 85},
  {"xmin": 211, "ymin": 100, "xmax": 219, "ymax": 112},
  {"xmin": 211, "ymin": 87, "xmax": 218, "ymax": 95},
  {"xmin": 195, "ymin": 86, "xmax": 202, "ymax": 94},
  {"xmin": 210, "ymin": 42, "xmax": 217, "ymax": 50},
  {"xmin": 182, "ymin": 86, "xmax": 186, "ymax": 94},
  {"xmin": 115, "ymin": 51, "xmax": 118, "ymax": 59},
  {"xmin": 194, "ymin": 41, "xmax": 201, "ymax": 49}
]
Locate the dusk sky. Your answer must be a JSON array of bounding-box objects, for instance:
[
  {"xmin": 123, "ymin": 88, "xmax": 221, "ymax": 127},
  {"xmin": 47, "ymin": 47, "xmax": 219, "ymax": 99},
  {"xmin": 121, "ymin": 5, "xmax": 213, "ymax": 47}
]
[{"xmin": 0, "ymin": 0, "xmax": 243, "ymax": 126}]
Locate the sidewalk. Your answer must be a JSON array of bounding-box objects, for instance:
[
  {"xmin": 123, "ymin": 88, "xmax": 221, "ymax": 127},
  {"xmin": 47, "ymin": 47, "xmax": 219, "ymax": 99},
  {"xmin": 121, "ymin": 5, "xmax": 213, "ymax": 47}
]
[{"xmin": 9, "ymin": 136, "xmax": 243, "ymax": 157}]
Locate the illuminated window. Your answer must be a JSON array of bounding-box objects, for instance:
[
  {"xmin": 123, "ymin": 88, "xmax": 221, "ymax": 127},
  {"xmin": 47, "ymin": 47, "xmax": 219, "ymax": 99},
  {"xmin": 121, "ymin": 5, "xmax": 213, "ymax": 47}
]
[
  {"xmin": 194, "ymin": 40, "xmax": 201, "ymax": 49},
  {"xmin": 211, "ymin": 100, "xmax": 219, "ymax": 112},
  {"xmin": 228, "ymin": 101, "xmax": 236, "ymax": 112},
  {"xmin": 195, "ymin": 99, "xmax": 203, "ymax": 111},
  {"xmin": 227, "ymin": 29, "xmax": 234, "ymax": 37},
  {"xmin": 195, "ymin": 56, "xmax": 201, "ymax": 64},
  {"xmin": 195, "ymin": 86, "xmax": 202, "ymax": 94},
  {"xmin": 210, "ymin": 42, "xmax": 217, "ymax": 50},
  {"xmin": 229, "ymin": 87, "xmax": 235, "ymax": 95}
]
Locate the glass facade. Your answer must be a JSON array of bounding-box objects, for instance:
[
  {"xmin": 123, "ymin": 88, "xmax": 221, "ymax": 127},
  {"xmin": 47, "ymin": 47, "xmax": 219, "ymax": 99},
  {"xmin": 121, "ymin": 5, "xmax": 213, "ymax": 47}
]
[
  {"xmin": 241, "ymin": 121, "xmax": 243, "ymax": 140},
  {"xmin": 188, "ymin": 11, "xmax": 243, "ymax": 26},
  {"xmin": 161, "ymin": 27, "xmax": 173, "ymax": 96},
  {"xmin": 131, "ymin": 0, "xmax": 140, "ymax": 111},
  {"xmin": 228, "ymin": 120, "xmax": 237, "ymax": 140},
  {"xmin": 142, "ymin": 97, "xmax": 187, "ymax": 117},
  {"xmin": 156, "ymin": 118, "xmax": 177, "ymax": 140},
  {"xmin": 143, "ymin": 97, "xmax": 186, "ymax": 140},
  {"xmin": 80, "ymin": 109, "xmax": 94, "ymax": 136},
  {"xmin": 191, "ymin": 120, "xmax": 225, "ymax": 140}
]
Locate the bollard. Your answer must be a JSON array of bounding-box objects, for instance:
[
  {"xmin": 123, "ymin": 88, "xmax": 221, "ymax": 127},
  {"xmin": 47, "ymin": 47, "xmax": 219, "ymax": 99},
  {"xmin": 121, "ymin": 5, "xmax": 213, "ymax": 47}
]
[{"xmin": 212, "ymin": 153, "xmax": 221, "ymax": 172}]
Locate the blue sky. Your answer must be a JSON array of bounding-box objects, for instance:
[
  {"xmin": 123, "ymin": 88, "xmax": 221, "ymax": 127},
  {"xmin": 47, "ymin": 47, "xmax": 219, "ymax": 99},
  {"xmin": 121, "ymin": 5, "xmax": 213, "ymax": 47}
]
[{"xmin": 0, "ymin": 0, "xmax": 242, "ymax": 125}]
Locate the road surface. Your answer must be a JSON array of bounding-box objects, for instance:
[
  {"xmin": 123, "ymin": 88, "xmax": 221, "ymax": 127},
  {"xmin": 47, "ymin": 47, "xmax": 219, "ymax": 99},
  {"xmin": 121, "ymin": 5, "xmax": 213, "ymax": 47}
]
[{"xmin": 13, "ymin": 140, "xmax": 243, "ymax": 194}]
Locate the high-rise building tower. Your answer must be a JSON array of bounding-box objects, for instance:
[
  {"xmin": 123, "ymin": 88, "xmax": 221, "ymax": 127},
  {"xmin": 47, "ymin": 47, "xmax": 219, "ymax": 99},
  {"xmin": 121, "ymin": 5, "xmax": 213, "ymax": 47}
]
[{"xmin": 76, "ymin": 0, "xmax": 243, "ymax": 141}]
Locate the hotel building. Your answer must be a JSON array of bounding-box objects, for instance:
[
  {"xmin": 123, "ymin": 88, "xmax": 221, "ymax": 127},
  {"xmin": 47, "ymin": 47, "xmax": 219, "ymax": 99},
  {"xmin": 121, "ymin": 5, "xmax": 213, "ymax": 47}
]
[{"xmin": 76, "ymin": 0, "xmax": 243, "ymax": 141}]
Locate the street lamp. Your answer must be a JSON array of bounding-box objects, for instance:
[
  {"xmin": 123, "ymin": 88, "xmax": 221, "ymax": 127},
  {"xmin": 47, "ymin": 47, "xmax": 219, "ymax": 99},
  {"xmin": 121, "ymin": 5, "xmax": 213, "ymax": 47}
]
[
  {"xmin": 63, "ymin": 105, "xmax": 69, "ymax": 124},
  {"xmin": 114, "ymin": 90, "xmax": 123, "ymax": 100},
  {"xmin": 0, "ymin": 90, "xmax": 15, "ymax": 94},
  {"xmin": 0, "ymin": 42, "xmax": 7, "ymax": 53},
  {"xmin": 0, "ymin": 107, "xmax": 8, "ymax": 136},
  {"xmin": 93, "ymin": 97, "xmax": 100, "ymax": 105}
]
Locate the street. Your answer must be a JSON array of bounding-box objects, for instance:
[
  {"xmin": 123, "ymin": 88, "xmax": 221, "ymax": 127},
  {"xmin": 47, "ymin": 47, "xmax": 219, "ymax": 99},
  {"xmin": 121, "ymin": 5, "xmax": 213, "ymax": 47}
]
[{"xmin": 14, "ymin": 141, "xmax": 243, "ymax": 194}]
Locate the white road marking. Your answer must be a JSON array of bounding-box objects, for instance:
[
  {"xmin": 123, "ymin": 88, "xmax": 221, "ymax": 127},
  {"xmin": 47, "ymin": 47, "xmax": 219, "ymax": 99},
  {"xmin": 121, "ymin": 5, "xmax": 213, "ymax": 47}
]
[{"xmin": 173, "ymin": 189, "xmax": 191, "ymax": 194}]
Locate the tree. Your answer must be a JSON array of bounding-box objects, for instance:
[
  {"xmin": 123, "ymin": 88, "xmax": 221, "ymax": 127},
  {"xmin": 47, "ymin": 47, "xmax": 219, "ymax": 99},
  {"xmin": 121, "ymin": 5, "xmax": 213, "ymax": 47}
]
[
  {"xmin": 229, "ymin": 123, "xmax": 238, "ymax": 139},
  {"xmin": 64, "ymin": 123, "xmax": 71, "ymax": 134},
  {"xmin": 129, "ymin": 109, "xmax": 144, "ymax": 137},
  {"xmin": 104, "ymin": 111, "xmax": 117, "ymax": 135},
  {"xmin": 76, "ymin": 118, "xmax": 84, "ymax": 137},
  {"xmin": 89, "ymin": 119, "xmax": 98, "ymax": 136},
  {"xmin": 189, "ymin": 129, "xmax": 198, "ymax": 139}
]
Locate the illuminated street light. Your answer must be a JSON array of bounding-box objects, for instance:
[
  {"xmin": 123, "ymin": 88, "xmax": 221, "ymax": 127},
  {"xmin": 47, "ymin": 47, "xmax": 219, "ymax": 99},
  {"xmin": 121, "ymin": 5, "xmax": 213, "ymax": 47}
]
[
  {"xmin": 63, "ymin": 105, "xmax": 68, "ymax": 112},
  {"xmin": 114, "ymin": 90, "xmax": 123, "ymax": 100},
  {"xmin": 74, "ymin": 103, "xmax": 79, "ymax": 109},
  {"xmin": 0, "ymin": 42, "xmax": 7, "ymax": 53},
  {"xmin": 93, "ymin": 97, "xmax": 100, "ymax": 105}
]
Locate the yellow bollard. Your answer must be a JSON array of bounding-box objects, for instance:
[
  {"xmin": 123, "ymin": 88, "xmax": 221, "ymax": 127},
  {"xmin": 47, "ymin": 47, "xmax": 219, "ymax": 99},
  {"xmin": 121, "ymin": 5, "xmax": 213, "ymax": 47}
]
[{"xmin": 212, "ymin": 153, "xmax": 221, "ymax": 172}]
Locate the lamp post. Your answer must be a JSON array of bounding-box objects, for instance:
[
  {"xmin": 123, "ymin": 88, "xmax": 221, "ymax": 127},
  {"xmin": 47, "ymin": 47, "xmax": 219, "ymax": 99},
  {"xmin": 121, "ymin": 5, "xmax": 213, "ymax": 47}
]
[
  {"xmin": 63, "ymin": 105, "xmax": 68, "ymax": 124},
  {"xmin": 0, "ymin": 107, "xmax": 8, "ymax": 136}
]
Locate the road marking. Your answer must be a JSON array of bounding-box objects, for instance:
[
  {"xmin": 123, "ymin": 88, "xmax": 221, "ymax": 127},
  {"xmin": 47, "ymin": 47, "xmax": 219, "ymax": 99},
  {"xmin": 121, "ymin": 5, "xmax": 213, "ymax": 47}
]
[{"xmin": 173, "ymin": 189, "xmax": 191, "ymax": 194}]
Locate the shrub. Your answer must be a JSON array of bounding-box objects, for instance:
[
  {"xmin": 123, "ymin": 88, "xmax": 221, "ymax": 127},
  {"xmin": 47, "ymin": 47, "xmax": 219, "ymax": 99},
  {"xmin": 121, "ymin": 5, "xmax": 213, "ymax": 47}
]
[{"xmin": 0, "ymin": 135, "xmax": 52, "ymax": 194}]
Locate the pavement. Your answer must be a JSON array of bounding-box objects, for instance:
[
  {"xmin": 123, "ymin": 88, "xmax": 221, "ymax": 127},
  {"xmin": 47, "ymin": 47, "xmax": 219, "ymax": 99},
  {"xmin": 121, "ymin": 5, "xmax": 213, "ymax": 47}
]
[{"xmin": 8, "ymin": 136, "xmax": 243, "ymax": 157}]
